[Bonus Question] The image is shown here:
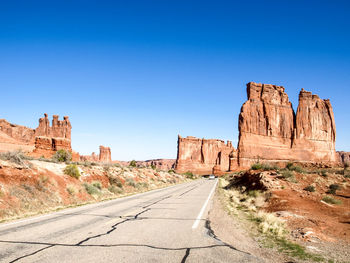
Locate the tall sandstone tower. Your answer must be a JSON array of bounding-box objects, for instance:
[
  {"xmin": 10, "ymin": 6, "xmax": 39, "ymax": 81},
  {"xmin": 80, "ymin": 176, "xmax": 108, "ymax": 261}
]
[{"xmin": 237, "ymin": 82, "xmax": 337, "ymax": 167}]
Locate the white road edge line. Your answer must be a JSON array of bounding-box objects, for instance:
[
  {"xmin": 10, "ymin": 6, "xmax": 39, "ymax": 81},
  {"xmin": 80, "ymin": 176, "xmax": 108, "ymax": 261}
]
[{"xmin": 192, "ymin": 180, "xmax": 218, "ymax": 229}]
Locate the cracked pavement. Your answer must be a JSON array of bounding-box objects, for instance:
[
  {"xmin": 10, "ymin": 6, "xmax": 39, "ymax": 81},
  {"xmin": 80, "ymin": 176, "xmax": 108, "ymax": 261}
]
[{"xmin": 0, "ymin": 179, "xmax": 262, "ymax": 262}]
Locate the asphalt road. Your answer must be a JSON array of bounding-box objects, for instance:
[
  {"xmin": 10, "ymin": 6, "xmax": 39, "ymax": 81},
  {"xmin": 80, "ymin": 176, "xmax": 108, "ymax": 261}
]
[{"xmin": 0, "ymin": 179, "xmax": 262, "ymax": 262}]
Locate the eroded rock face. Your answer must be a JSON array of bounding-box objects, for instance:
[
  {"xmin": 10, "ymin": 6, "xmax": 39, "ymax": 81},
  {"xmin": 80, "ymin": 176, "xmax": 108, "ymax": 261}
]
[
  {"xmin": 35, "ymin": 114, "xmax": 71, "ymax": 140},
  {"xmin": 136, "ymin": 159, "xmax": 176, "ymax": 170},
  {"xmin": 175, "ymin": 135, "xmax": 236, "ymax": 175},
  {"xmin": 33, "ymin": 136, "xmax": 72, "ymax": 158},
  {"xmin": 338, "ymin": 152, "xmax": 350, "ymax": 166},
  {"xmin": 238, "ymin": 82, "xmax": 295, "ymax": 167},
  {"xmin": 0, "ymin": 119, "xmax": 35, "ymax": 144},
  {"xmin": 293, "ymin": 89, "xmax": 337, "ymax": 163},
  {"xmin": 80, "ymin": 152, "xmax": 99, "ymax": 162},
  {"xmin": 237, "ymin": 82, "xmax": 337, "ymax": 167},
  {"xmin": 99, "ymin": 146, "xmax": 112, "ymax": 163}
]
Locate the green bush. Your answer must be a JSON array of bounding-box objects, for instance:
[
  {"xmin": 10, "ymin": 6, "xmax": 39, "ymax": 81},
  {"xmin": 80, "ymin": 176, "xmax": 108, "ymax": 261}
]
[
  {"xmin": 53, "ymin": 149, "xmax": 72, "ymax": 162},
  {"xmin": 151, "ymin": 164, "xmax": 156, "ymax": 170},
  {"xmin": 0, "ymin": 151, "xmax": 29, "ymax": 166},
  {"xmin": 251, "ymin": 163, "xmax": 263, "ymax": 170},
  {"xmin": 108, "ymin": 175, "xmax": 123, "ymax": 188},
  {"xmin": 129, "ymin": 160, "xmax": 137, "ymax": 167},
  {"xmin": 303, "ymin": 185, "xmax": 315, "ymax": 192},
  {"xmin": 286, "ymin": 163, "xmax": 304, "ymax": 173},
  {"xmin": 184, "ymin": 171, "xmax": 195, "ymax": 179},
  {"xmin": 83, "ymin": 182, "xmax": 100, "ymax": 195},
  {"xmin": 92, "ymin": 181, "xmax": 102, "ymax": 190},
  {"xmin": 64, "ymin": 164, "xmax": 80, "ymax": 179},
  {"xmin": 126, "ymin": 178, "xmax": 136, "ymax": 187},
  {"xmin": 327, "ymin": 184, "xmax": 340, "ymax": 195},
  {"xmin": 168, "ymin": 169, "xmax": 175, "ymax": 173},
  {"xmin": 108, "ymin": 185, "xmax": 123, "ymax": 194},
  {"xmin": 66, "ymin": 185, "xmax": 76, "ymax": 195},
  {"xmin": 320, "ymin": 170, "xmax": 328, "ymax": 177},
  {"xmin": 280, "ymin": 171, "xmax": 298, "ymax": 183},
  {"xmin": 322, "ymin": 196, "xmax": 342, "ymax": 205}
]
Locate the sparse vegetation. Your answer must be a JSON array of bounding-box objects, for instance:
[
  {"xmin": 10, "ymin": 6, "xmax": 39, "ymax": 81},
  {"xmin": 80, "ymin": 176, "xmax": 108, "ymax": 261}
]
[
  {"xmin": 168, "ymin": 169, "xmax": 175, "ymax": 173},
  {"xmin": 0, "ymin": 151, "xmax": 32, "ymax": 167},
  {"xmin": 280, "ymin": 170, "xmax": 298, "ymax": 183},
  {"xmin": 92, "ymin": 181, "xmax": 102, "ymax": 190},
  {"xmin": 251, "ymin": 162, "xmax": 279, "ymax": 171},
  {"xmin": 108, "ymin": 185, "xmax": 123, "ymax": 194},
  {"xmin": 322, "ymin": 195, "xmax": 342, "ymax": 205},
  {"xmin": 320, "ymin": 170, "xmax": 328, "ymax": 177},
  {"xmin": 52, "ymin": 149, "xmax": 72, "ymax": 163},
  {"xmin": 251, "ymin": 162, "xmax": 263, "ymax": 170},
  {"xmin": 129, "ymin": 160, "xmax": 137, "ymax": 167},
  {"xmin": 64, "ymin": 164, "xmax": 80, "ymax": 179},
  {"xmin": 66, "ymin": 185, "xmax": 76, "ymax": 195},
  {"xmin": 303, "ymin": 185, "xmax": 315, "ymax": 192},
  {"xmin": 83, "ymin": 182, "xmax": 100, "ymax": 195},
  {"xmin": 184, "ymin": 171, "xmax": 196, "ymax": 179},
  {"xmin": 286, "ymin": 163, "xmax": 304, "ymax": 173},
  {"xmin": 108, "ymin": 175, "xmax": 123, "ymax": 188},
  {"xmin": 126, "ymin": 177, "xmax": 136, "ymax": 187},
  {"xmin": 327, "ymin": 184, "xmax": 340, "ymax": 195}
]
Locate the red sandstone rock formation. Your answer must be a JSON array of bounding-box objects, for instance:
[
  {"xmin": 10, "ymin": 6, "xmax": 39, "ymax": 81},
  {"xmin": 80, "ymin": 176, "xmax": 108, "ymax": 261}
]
[
  {"xmin": 99, "ymin": 146, "xmax": 112, "ymax": 163},
  {"xmin": 237, "ymin": 82, "xmax": 337, "ymax": 167},
  {"xmin": 175, "ymin": 135, "xmax": 236, "ymax": 175},
  {"xmin": 136, "ymin": 159, "xmax": 176, "ymax": 170},
  {"xmin": 238, "ymin": 82, "xmax": 295, "ymax": 167},
  {"xmin": 80, "ymin": 152, "xmax": 99, "ymax": 162},
  {"xmin": 338, "ymin": 151, "xmax": 350, "ymax": 166},
  {"xmin": 35, "ymin": 114, "xmax": 71, "ymax": 140},
  {"xmin": 292, "ymin": 89, "xmax": 337, "ymax": 163},
  {"xmin": 0, "ymin": 119, "xmax": 35, "ymax": 144}
]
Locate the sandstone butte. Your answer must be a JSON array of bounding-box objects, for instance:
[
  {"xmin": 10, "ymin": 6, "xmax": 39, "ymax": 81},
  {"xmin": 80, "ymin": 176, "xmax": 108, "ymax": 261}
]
[
  {"xmin": 0, "ymin": 114, "xmax": 112, "ymax": 163},
  {"xmin": 175, "ymin": 82, "xmax": 347, "ymax": 175},
  {"xmin": 175, "ymin": 136, "xmax": 238, "ymax": 175}
]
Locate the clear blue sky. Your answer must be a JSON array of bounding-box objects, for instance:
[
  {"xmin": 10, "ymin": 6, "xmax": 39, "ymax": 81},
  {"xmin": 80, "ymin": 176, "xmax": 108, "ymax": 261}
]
[{"xmin": 1, "ymin": 0, "xmax": 349, "ymax": 160}]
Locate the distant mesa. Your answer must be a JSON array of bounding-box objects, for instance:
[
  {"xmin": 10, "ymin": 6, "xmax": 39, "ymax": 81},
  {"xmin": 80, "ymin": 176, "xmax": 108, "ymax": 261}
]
[
  {"xmin": 175, "ymin": 135, "xmax": 237, "ymax": 175},
  {"xmin": 175, "ymin": 82, "xmax": 344, "ymax": 175}
]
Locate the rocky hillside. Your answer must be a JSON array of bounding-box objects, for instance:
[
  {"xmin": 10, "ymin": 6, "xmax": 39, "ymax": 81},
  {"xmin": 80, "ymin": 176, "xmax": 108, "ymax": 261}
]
[
  {"xmin": 220, "ymin": 164, "xmax": 350, "ymax": 262},
  {"xmin": 0, "ymin": 152, "xmax": 190, "ymax": 222}
]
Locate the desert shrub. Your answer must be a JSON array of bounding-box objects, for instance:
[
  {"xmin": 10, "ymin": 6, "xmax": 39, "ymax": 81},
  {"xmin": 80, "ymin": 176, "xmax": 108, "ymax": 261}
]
[
  {"xmin": 83, "ymin": 182, "xmax": 100, "ymax": 195},
  {"xmin": 262, "ymin": 164, "xmax": 279, "ymax": 171},
  {"xmin": 303, "ymin": 185, "xmax": 315, "ymax": 192},
  {"xmin": 251, "ymin": 163, "xmax": 262, "ymax": 170},
  {"xmin": 136, "ymin": 182, "xmax": 149, "ymax": 189},
  {"xmin": 64, "ymin": 164, "xmax": 80, "ymax": 179},
  {"xmin": 108, "ymin": 176, "xmax": 123, "ymax": 188},
  {"xmin": 151, "ymin": 164, "xmax": 156, "ymax": 170},
  {"xmin": 322, "ymin": 196, "xmax": 342, "ymax": 205},
  {"xmin": 66, "ymin": 185, "xmax": 76, "ymax": 195},
  {"xmin": 126, "ymin": 178, "xmax": 136, "ymax": 187},
  {"xmin": 0, "ymin": 151, "xmax": 28, "ymax": 166},
  {"xmin": 184, "ymin": 171, "xmax": 195, "ymax": 179},
  {"xmin": 327, "ymin": 184, "xmax": 340, "ymax": 195},
  {"xmin": 108, "ymin": 185, "xmax": 123, "ymax": 194},
  {"xmin": 92, "ymin": 181, "xmax": 102, "ymax": 190},
  {"xmin": 286, "ymin": 163, "xmax": 304, "ymax": 173},
  {"xmin": 168, "ymin": 169, "xmax": 175, "ymax": 173},
  {"xmin": 320, "ymin": 170, "xmax": 328, "ymax": 177},
  {"xmin": 129, "ymin": 160, "xmax": 137, "ymax": 167},
  {"xmin": 53, "ymin": 149, "xmax": 72, "ymax": 162},
  {"xmin": 280, "ymin": 171, "xmax": 298, "ymax": 183}
]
